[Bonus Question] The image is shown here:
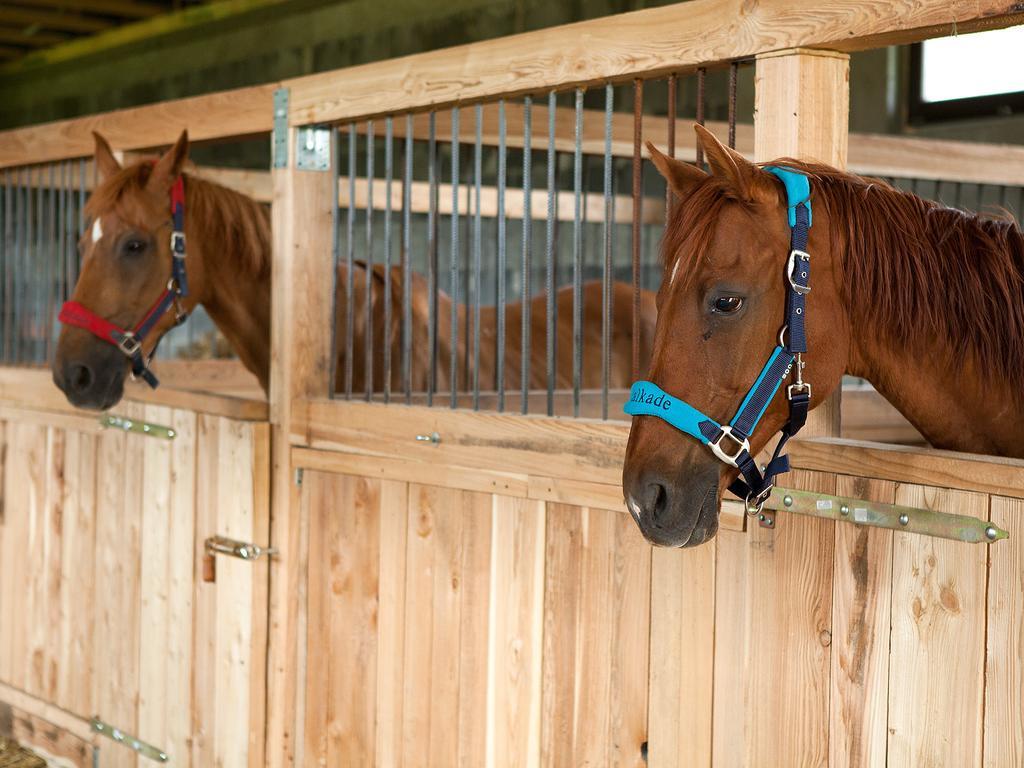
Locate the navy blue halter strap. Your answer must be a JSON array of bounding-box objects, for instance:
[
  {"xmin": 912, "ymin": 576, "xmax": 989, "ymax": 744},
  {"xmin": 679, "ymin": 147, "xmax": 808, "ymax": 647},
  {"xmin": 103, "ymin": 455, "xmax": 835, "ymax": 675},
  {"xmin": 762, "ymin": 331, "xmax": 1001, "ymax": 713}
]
[{"xmin": 625, "ymin": 166, "xmax": 812, "ymax": 515}]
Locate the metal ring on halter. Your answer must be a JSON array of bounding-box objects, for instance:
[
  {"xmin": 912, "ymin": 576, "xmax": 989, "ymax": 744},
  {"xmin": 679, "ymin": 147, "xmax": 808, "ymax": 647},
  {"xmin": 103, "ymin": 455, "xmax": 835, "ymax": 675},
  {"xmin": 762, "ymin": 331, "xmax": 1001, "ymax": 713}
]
[{"xmin": 744, "ymin": 483, "xmax": 774, "ymax": 516}]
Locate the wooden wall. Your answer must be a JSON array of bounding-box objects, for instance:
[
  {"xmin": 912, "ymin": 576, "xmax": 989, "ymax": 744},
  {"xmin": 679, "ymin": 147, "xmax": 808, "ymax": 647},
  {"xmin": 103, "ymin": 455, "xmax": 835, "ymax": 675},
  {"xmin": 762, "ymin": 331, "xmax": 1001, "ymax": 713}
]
[
  {"xmin": 289, "ymin": 463, "xmax": 1023, "ymax": 768},
  {"xmin": 0, "ymin": 399, "xmax": 269, "ymax": 768}
]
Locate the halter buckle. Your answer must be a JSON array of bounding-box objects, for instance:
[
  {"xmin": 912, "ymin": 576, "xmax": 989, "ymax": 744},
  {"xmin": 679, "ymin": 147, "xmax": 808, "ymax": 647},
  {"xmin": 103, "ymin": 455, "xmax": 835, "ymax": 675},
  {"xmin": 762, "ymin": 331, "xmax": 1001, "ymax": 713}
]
[
  {"xmin": 787, "ymin": 382, "xmax": 811, "ymax": 400},
  {"xmin": 708, "ymin": 425, "xmax": 750, "ymax": 467},
  {"xmin": 171, "ymin": 231, "xmax": 186, "ymax": 256},
  {"xmin": 786, "ymin": 249, "xmax": 811, "ymax": 295},
  {"xmin": 116, "ymin": 333, "xmax": 141, "ymax": 356}
]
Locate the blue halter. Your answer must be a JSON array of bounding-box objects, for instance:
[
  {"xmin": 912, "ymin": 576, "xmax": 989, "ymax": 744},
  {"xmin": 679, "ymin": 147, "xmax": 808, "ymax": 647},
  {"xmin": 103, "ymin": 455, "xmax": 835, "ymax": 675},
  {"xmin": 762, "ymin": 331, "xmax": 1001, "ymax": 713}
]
[{"xmin": 625, "ymin": 166, "xmax": 812, "ymax": 515}]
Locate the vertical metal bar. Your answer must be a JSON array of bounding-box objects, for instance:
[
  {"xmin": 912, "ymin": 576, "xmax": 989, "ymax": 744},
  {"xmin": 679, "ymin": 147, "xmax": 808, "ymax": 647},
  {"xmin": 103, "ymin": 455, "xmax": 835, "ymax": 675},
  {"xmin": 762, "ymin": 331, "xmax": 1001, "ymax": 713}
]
[
  {"xmin": 666, "ymin": 74, "xmax": 677, "ymax": 216},
  {"xmin": 472, "ymin": 105, "xmax": 483, "ymax": 410},
  {"xmin": 383, "ymin": 117, "xmax": 394, "ymax": 403},
  {"xmin": 602, "ymin": 84, "xmax": 614, "ymax": 421},
  {"xmin": 14, "ymin": 168, "xmax": 24, "ymax": 364},
  {"xmin": 954, "ymin": 180, "xmax": 963, "ymax": 210},
  {"xmin": 449, "ymin": 107, "xmax": 460, "ymax": 409},
  {"xmin": 999, "ymin": 183, "xmax": 1011, "ymax": 213},
  {"xmin": 403, "ymin": 116, "xmax": 413, "ymax": 404},
  {"xmin": 327, "ymin": 128, "xmax": 341, "ymax": 398},
  {"xmin": 520, "ymin": 95, "xmax": 532, "ymax": 414},
  {"xmin": 728, "ymin": 61, "xmax": 738, "ymax": 149},
  {"xmin": 36, "ymin": 166, "xmax": 44, "ymax": 363},
  {"xmin": 45, "ymin": 163, "xmax": 56, "ymax": 363},
  {"xmin": 695, "ymin": 68, "xmax": 706, "ymax": 169},
  {"xmin": 344, "ymin": 125, "xmax": 356, "ymax": 399},
  {"xmin": 2, "ymin": 170, "xmax": 10, "ymax": 362},
  {"xmin": 58, "ymin": 161, "xmax": 67, "ymax": 306},
  {"xmin": 631, "ymin": 80, "xmax": 643, "ymax": 381},
  {"xmin": 572, "ymin": 89, "xmax": 583, "ymax": 419},
  {"xmin": 497, "ymin": 99, "xmax": 508, "ymax": 412},
  {"xmin": 545, "ymin": 91, "xmax": 557, "ymax": 416},
  {"xmin": 427, "ymin": 112, "xmax": 438, "ymax": 406},
  {"xmin": 364, "ymin": 119, "xmax": 375, "ymax": 400}
]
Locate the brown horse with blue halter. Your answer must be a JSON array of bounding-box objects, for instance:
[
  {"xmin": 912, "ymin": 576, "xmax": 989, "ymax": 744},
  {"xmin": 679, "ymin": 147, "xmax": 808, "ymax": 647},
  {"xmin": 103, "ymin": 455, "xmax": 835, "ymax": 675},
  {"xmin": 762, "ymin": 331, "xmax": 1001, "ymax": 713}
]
[{"xmin": 623, "ymin": 124, "xmax": 1024, "ymax": 548}]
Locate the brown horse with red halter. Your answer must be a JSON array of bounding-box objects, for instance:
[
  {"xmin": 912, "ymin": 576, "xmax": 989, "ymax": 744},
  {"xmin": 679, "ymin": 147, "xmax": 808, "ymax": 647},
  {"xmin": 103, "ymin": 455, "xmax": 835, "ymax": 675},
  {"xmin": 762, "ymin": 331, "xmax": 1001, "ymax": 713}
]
[
  {"xmin": 53, "ymin": 131, "xmax": 654, "ymax": 409},
  {"xmin": 622, "ymin": 124, "xmax": 1024, "ymax": 548}
]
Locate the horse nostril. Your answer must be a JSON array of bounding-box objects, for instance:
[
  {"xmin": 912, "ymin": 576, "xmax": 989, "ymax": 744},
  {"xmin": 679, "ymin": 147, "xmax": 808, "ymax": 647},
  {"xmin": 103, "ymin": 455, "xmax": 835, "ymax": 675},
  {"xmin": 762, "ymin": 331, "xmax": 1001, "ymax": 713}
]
[
  {"xmin": 645, "ymin": 481, "xmax": 669, "ymax": 523},
  {"xmin": 69, "ymin": 363, "xmax": 93, "ymax": 393}
]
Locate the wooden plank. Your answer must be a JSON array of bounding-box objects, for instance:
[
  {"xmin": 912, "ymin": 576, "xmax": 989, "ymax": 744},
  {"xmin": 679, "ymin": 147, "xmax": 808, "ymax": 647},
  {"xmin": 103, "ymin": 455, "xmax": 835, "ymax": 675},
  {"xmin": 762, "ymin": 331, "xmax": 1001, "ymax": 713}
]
[
  {"xmin": 0, "ymin": 366, "xmax": 267, "ymax": 422},
  {"xmin": 136, "ymin": 406, "xmax": 196, "ymax": 766},
  {"xmin": 984, "ymin": 496, "xmax": 1024, "ymax": 768},
  {"xmin": 192, "ymin": 413, "xmax": 219, "ymax": 767},
  {"xmin": 887, "ymin": 484, "xmax": 988, "ymax": 768},
  {"xmin": 56, "ymin": 427, "xmax": 98, "ymax": 718},
  {"xmin": 304, "ymin": 400, "xmax": 628, "ymax": 488},
  {"xmin": 93, "ymin": 401, "xmax": 142, "ymax": 768},
  {"xmin": 713, "ymin": 470, "xmax": 836, "ymax": 767},
  {"xmin": 540, "ymin": 503, "xmax": 650, "ymax": 767},
  {"xmin": 0, "ymin": 681, "xmax": 97, "ymax": 746},
  {"xmin": 829, "ymin": 476, "xmax": 896, "ymax": 768},
  {"xmin": 301, "ymin": 473, "xmax": 332, "ymax": 767},
  {"xmin": 647, "ymin": 539, "xmax": 716, "ymax": 768},
  {"xmin": 485, "ymin": 495, "xmax": 545, "ymax": 768},
  {"xmin": 286, "ymin": 0, "xmax": 1022, "ymax": 125},
  {"xmin": 0, "ymin": 83, "xmax": 277, "ymax": 168},
  {"xmin": 788, "ymin": 437, "xmax": 1024, "ymax": 498},
  {"xmin": 0, "ymin": 701, "xmax": 92, "ymax": 768},
  {"xmin": 374, "ymin": 480, "xmax": 409, "ymax": 768},
  {"xmin": 248, "ymin": 422, "xmax": 271, "ymax": 768}
]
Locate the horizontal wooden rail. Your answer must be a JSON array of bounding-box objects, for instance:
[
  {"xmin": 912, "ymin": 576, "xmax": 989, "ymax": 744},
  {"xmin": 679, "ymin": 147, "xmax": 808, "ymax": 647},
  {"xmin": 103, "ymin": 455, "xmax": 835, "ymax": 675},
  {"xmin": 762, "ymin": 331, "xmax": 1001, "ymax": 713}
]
[{"xmin": 283, "ymin": 0, "xmax": 1024, "ymax": 125}]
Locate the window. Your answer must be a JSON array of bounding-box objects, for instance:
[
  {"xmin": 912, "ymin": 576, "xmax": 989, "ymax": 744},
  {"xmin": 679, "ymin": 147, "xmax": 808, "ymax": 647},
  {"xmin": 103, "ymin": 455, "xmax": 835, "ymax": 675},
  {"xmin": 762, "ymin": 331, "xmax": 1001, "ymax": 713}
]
[{"xmin": 909, "ymin": 26, "xmax": 1024, "ymax": 123}]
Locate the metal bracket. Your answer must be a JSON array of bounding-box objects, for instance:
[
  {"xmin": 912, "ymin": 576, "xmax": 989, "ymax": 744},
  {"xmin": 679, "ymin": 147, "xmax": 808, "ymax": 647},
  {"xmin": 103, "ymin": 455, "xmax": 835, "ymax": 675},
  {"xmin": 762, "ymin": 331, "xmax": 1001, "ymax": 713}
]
[
  {"xmin": 295, "ymin": 126, "xmax": 332, "ymax": 171},
  {"xmin": 272, "ymin": 88, "xmax": 289, "ymax": 169},
  {"xmin": 91, "ymin": 718, "xmax": 168, "ymax": 763},
  {"xmin": 769, "ymin": 487, "xmax": 1008, "ymax": 544},
  {"xmin": 205, "ymin": 535, "xmax": 277, "ymax": 562},
  {"xmin": 100, "ymin": 415, "xmax": 175, "ymax": 440}
]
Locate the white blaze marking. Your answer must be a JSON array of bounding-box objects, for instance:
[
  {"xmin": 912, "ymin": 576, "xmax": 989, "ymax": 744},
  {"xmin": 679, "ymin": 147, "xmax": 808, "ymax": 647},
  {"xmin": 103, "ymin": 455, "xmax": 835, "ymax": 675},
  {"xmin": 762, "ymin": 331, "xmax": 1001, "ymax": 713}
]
[{"xmin": 91, "ymin": 218, "xmax": 103, "ymax": 243}]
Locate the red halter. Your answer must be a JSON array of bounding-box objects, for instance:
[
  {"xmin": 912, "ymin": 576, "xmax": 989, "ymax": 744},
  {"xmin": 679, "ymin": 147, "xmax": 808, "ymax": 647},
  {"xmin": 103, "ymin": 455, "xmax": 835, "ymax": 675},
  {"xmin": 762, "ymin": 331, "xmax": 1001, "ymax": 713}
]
[{"xmin": 58, "ymin": 174, "xmax": 189, "ymax": 389}]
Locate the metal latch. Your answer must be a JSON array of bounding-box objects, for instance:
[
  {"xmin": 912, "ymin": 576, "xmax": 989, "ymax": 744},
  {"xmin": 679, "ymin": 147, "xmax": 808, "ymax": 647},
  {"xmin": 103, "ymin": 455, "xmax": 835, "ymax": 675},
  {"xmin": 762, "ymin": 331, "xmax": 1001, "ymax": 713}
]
[
  {"xmin": 100, "ymin": 414, "xmax": 176, "ymax": 440},
  {"xmin": 91, "ymin": 718, "xmax": 168, "ymax": 763},
  {"xmin": 203, "ymin": 535, "xmax": 277, "ymax": 583}
]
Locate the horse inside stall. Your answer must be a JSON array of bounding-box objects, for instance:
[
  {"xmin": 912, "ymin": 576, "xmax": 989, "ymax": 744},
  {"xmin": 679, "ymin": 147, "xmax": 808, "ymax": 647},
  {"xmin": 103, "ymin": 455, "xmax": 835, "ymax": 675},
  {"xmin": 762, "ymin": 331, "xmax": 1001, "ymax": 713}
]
[
  {"xmin": 52, "ymin": 131, "xmax": 655, "ymax": 409},
  {"xmin": 622, "ymin": 124, "xmax": 1024, "ymax": 548}
]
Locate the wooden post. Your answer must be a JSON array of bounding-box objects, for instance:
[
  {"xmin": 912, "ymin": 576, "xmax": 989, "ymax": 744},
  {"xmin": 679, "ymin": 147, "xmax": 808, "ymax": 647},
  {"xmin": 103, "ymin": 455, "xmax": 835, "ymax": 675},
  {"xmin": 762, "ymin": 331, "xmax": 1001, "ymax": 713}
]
[
  {"xmin": 266, "ymin": 95, "xmax": 337, "ymax": 768},
  {"xmin": 755, "ymin": 47, "xmax": 849, "ymax": 437}
]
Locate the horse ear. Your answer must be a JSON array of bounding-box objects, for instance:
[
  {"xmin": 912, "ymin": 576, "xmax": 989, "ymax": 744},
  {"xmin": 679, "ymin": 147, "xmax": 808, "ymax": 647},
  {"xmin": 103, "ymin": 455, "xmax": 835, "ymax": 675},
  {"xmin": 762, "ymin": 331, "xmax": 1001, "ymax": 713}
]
[
  {"xmin": 93, "ymin": 132, "xmax": 122, "ymax": 180},
  {"xmin": 694, "ymin": 124, "xmax": 765, "ymax": 200},
  {"xmin": 149, "ymin": 130, "xmax": 189, "ymax": 191},
  {"xmin": 646, "ymin": 141, "xmax": 706, "ymax": 198}
]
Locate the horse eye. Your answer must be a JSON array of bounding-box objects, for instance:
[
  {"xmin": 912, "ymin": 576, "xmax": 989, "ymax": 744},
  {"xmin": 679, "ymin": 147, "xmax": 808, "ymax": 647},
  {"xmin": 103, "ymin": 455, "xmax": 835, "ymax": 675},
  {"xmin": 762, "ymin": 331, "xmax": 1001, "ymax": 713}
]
[
  {"xmin": 122, "ymin": 238, "xmax": 146, "ymax": 256},
  {"xmin": 713, "ymin": 295, "xmax": 744, "ymax": 314}
]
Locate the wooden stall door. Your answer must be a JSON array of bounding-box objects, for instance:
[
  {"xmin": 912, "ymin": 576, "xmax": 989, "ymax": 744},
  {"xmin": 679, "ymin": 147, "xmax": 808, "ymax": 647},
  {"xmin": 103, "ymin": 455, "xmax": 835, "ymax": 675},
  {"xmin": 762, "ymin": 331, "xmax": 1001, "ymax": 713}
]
[
  {"xmin": 296, "ymin": 469, "xmax": 651, "ymax": 768},
  {"xmin": 0, "ymin": 402, "xmax": 269, "ymax": 768}
]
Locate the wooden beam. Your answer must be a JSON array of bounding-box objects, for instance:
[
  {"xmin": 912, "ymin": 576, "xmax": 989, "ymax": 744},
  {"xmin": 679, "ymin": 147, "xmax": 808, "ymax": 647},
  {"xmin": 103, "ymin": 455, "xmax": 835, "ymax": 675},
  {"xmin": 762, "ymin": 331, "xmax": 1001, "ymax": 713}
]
[
  {"xmin": 9, "ymin": 0, "xmax": 164, "ymax": 19},
  {"xmin": 755, "ymin": 48, "xmax": 849, "ymax": 438},
  {"xmin": 266, "ymin": 120, "xmax": 337, "ymax": 768},
  {"xmin": 284, "ymin": 0, "xmax": 1024, "ymax": 125},
  {"xmin": 0, "ymin": 6, "xmax": 110, "ymax": 33},
  {"xmin": 0, "ymin": 25, "xmax": 69, "ymax": 47},
  {"xmin": 0, "ymin": 82, "xmax": 278, "ymax": 168}
]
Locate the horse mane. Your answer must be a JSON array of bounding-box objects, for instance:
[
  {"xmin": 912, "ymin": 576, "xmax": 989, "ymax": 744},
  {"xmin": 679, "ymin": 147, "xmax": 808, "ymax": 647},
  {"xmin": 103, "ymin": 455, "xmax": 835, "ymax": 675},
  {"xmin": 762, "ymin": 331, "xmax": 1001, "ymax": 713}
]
[
  {"xmin": 664, "ymin": 161, "xmax": 1024, "ymax": 392},
  {"xmin": 86, "ymin": 161, "xmax": 271, "ymax": 277}
]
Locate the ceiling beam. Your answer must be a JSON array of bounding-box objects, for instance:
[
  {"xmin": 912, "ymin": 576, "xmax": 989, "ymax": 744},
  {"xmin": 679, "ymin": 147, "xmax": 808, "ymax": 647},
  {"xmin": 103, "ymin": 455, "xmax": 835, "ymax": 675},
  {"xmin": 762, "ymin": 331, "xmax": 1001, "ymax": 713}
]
[
  {"xmin": 0, "ymin": 7, "xmax": 112, "ymax": 33},
  {"xmin": 0, "ymin": 26, "xmax": 69, "ymax": 47},
  {"xmin": 5, "ymin": 0, "xmax": 165, "ymax": 20}
]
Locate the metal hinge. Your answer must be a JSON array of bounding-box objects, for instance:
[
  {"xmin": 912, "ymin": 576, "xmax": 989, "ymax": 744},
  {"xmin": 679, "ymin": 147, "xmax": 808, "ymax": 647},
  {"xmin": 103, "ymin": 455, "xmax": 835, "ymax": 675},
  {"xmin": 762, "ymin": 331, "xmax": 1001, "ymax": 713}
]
[
  {"xmin": 272, "ymin": 87, "xmax": 289, "ymax": 169},
  {"xmin": 205, "ymin": 535, "xmax": 277, "ymax": 562},
  {"xmin": 295, "ymin": 126, "xmax": 332, "ymax": 171},
  {"xmin": 100, "ymin": 415, "xmax": 175, "ymax": 440},
  {"xmin": 765, "ymin": 487, "xmax": 1008, "ymax": 544},
  {"xmin": 91, "ymin": 718, "xmax": 168, "ymax": 763}
]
